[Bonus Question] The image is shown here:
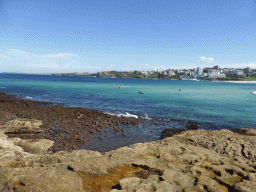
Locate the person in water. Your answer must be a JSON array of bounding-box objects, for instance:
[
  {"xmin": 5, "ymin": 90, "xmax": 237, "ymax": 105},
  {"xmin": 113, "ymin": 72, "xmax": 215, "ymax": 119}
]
[{"xmin": 179, "ymin": 88, "xmax": 181, "ymax": 91}]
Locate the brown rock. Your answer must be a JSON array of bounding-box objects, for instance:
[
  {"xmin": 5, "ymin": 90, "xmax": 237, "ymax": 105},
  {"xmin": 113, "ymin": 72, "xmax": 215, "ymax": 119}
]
[
  {"xmin": 15, "ymin": 139, "xmax": 54, "ymax": 154},
  {"xmin": 187, "ymin": 122, "xmax": 200, "ymax": 130},
  {"xmin": 2, "ymin": 167, "xmax": 85, "ymax": 192}
]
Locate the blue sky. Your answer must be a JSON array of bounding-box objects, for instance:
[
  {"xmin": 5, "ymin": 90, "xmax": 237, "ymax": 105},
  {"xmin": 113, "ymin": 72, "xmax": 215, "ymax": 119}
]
[{"xmin": 0, "ymin": 0, "xmax": 256, "ymax": 73}]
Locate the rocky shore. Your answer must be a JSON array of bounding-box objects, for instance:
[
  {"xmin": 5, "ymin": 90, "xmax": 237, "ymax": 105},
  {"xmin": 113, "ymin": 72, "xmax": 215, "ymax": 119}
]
[
  {"xmin": 0, "ymin": 92, "xmax": 256, "ymax": 192},
  {"xmin": 0, "ymin": 92, "xmax": 141, "ymax": 153}
]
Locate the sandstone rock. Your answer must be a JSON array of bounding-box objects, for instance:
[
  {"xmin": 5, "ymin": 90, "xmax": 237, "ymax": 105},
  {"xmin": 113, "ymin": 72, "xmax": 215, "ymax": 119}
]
[
  {"xmin": 119, "ymin": 177, "xmax": 142, "ymax": 190},
  {"xmin": 147, "ymin": 175, "xmax": 160, "ymax": 182},
  {"xmin": 1, "ymin": 167, "xmax": 85, "ymax": 192},
  {"xmin": 162, "ymin": 168, "xmax": 195, "ymax": 190},
  {"xmin": 153, "ymin": 180, "xmax": 176, "ymax": 192},
  {"xmin": 136, "ymin": 179, "xmax": 156, "ymax": 191},
  {"xmin": 172, "ymin": 129, "xmax": 256, "ymax": 161},
  {"xmin": 135, "ymin": 188, "xmax": 149, "ymax": 192},
  {"xmin": 249, "ymin": 173, "xmax": 256, "ymax": 182},
  {"xmin": 0, "ymin": 138, "xmax": 24, "ymax": 153},
  {"xmin": 234, "ymin": 179, "xmax": 256, "ymax": 192},
  {"xmin": 16, "ymin": 139, "xmax": 54, "ymax": 154},
  {"xmin": 198, "ymin": 175, "xmax": 228, "ymax": 192},
  {"xmin": 0, "ymin": 130, "xmax": 7, "ymax": 139},
  {"xmin": 0, "ymin": 127, "xmax": 256, "ymax": 192},
  {"xmin": 2, "ymin": 118, "xmax": 43, "ymax": 134}
]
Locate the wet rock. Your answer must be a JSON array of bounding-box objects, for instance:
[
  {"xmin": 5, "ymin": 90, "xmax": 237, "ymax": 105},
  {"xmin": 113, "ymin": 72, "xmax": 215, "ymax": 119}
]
[
  {"xmin": 161, "ymin": 129, "xmax": 186, "ymax": 139},
  {"xmin": 187, "ymin": 122, "xmax": 200, "ymax": 130},
  {"xmin": 232, "ymin": 128, "xmax": 256, "ymax": 136},
  {"xmin": 0, "ymin": 91, "xmax": 142, "ymax": 152}
]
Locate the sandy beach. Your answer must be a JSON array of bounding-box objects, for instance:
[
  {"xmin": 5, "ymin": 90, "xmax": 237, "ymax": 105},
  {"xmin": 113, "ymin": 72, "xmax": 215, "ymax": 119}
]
[{"xmin": 223, "ymin": 81, "xmax": 256, "ymax": 83}]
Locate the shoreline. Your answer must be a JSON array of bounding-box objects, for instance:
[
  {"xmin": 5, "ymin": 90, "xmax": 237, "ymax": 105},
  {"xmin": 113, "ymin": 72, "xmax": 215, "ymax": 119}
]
[
  {"xmin": 1, "ymin": 120, "xmax": 256, "ymax": 191},
  {"xmin": 0, "ymin": 91, "xmax": 143, "ymax": 153},
  {"xmin": 1, "ymin": 91, "xmax": 256, "ymax": 191},
  {"xmin": 222, "ymin": 80, "xmax": 256, "ymax": 83},
  {"xmin": 0, "ymin": 91, "xmax": 199, "ymax": 153}
]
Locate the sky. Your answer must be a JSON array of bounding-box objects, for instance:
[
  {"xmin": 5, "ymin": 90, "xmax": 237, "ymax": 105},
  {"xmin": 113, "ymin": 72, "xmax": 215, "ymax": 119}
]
[{"xmin": 0, "ymin": 0, "xmax": 256, "ymax": 73}]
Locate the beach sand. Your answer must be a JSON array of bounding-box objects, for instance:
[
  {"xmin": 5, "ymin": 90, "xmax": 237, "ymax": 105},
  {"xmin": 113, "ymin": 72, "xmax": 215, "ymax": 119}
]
[{"xmin": 223, "ymin": 80, "xmax": 256, "ymax": 83}]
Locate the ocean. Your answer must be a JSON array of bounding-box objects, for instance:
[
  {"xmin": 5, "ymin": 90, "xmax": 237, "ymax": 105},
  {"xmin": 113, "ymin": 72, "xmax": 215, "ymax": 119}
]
[{"xmin": 0, "ymin": 74, "xmax": 255, "ymax": 151}]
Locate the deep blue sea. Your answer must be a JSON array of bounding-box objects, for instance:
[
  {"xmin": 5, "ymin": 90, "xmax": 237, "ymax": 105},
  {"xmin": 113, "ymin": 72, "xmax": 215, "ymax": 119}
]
[{"xmin": 0, "ymin": 74, "xmax": 256, "ymax": 150}]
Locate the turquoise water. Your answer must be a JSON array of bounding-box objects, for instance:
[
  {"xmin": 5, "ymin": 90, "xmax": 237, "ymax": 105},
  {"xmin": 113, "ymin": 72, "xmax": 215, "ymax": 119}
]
[{"xmin": 0, "ymin": 74, "xmax": 256, "ymax": 130}]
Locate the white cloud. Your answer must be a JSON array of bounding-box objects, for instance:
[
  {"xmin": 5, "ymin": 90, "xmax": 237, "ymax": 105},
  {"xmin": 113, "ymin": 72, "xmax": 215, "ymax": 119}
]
[
  {"xmin": 142, "ymin": 64, "xmax": 170, "ymax": 70},
  {"xmin": 37, "ymin": 53, "xmax": 79, "ymax": 58},
  {"xmin": 199, "ymin": 56, "xmax": 215, "ymax": 63},
  {"xmin": 220, "ymin": 62, "xmax": 256, "ymax": 69},
  {"xmin": 22, "ymin": 64, "xmax": 61, "ymax": 69},
  {"xmin": 0, "ymin": 49, "xmax": 80, "ymax": 71},
  {"xmin": 0, "ymin": 54, "xmax": 11, "ymax": 59},
  {"xmin": 245, "ymin": 62, "xmax": 256, "ymax": 68}
]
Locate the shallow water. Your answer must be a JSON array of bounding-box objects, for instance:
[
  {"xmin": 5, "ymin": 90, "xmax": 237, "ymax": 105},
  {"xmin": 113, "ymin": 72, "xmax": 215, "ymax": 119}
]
[{"xmin": 0, "ymin": 74, "xmax": 255, "ymax": 138}]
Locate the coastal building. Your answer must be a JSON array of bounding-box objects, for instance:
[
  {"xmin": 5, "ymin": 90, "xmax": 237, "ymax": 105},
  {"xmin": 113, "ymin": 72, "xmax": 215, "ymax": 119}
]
[
  {"xmin": 207, "ymin": 71, "xmax": 226, "ymax": 78},
  {"xmin": 244, "ymin": 67, "xmax": 252, "ymax": 72},
  {"xmin": 213, "ymin": 65, "xmax": 220, "ymax": 69},
  {"xmin": 175, "ymin": 69, "xmax": 184, "ymax": 74},
  {"xmin": 202, "ymin": 72, "xmax": 208, "ymax": 77},
  {"xmin": 142, "ymin": 71, "xmax": 149, "ymax": 75},
  {"xmin": 157, "ymin": 68, "xmax": 163, "ymax": 73},
  {"xmin": 233, "ymin": 70, "xmax": 244, "ymax": 76},
  {"xmin": 162, "ymin": 71, "xmax": 167, "ymax": 76},
  {"xmin": 167, "ymin": 70, "xmax": 175, "ymax": 76},
  {"xmin": 195, "ymin": 67, "xmax": 203, "ymax": 75}
]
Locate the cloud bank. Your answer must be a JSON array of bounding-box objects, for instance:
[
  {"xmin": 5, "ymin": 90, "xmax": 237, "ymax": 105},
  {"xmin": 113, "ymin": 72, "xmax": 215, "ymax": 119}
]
[
  {"xmin": 0, "ymin": 49, "xmax": 80, "ymax": 72},
  {"xmin": 199, "ymin": 56, "xmax": 215, "ymax": 63}
]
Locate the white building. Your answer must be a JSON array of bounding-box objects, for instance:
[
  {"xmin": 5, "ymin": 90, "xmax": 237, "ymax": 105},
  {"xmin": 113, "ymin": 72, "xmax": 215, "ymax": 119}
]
[
  {"xmin": 207, "ymin": 72, "xmax": 226, "ymax": 78},
  {"xmin": 233, "ymin": 70, "xmax": 244, "ymax": 76},
  {"xmin": 162, "ymin": 71, "xmax": 167, "ymax": 76},
  {"xmin": 142, "ymin": 71, "xmax": 149, "ymax": 75},
  {"xmin": 175, "ymin": 69, "xmax": 183, "ymax": 73},
  {"xmin": 157, "ymin": 68, "xmax": 163, "ymax": 73},
  {"xmin": 195, "ymin": 67, "xmax": 203, "ymax": 75},
  {"xmin": 167, "ymin": 71, "xmax": 175, "ymax": 76},
  {"xmin": 244, "ymin": 67, "xmax": 252, "ymax": 72}
]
